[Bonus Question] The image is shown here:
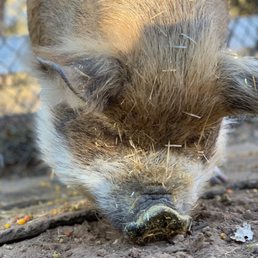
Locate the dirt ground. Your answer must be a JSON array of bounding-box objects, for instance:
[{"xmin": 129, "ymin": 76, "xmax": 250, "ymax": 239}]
[{"xmin": 0, "ymin": 120, "xmax": 258, "ymax": 258}]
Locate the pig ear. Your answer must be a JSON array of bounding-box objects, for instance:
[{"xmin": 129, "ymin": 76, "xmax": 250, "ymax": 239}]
[
  {"xmin": 219, "ymin": 53, "xmax": 258, "ymax": 115},
  {"xmin": 34, "ymin": 50, "xmax": 129, "ymax": 111}
]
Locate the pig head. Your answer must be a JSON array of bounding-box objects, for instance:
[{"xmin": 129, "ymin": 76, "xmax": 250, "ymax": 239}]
[{"xmin": 27, "ymin": 0, "xmax": 258, "ymax": 243}]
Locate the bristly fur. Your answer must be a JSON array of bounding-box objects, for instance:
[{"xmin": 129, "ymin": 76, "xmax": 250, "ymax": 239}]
[{"xmin": 27, "ymin": 0, "xmax": 258, "ymax": 230}]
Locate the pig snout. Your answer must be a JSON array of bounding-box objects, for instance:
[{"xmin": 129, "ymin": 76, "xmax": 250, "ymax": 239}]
[{"xmin": 124, "ymin": 190, "xmax": 192, "ymax": 243}]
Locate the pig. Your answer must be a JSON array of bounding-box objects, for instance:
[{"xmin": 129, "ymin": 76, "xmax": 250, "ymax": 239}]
[{"xmin": 27, "ymin": 0, "xmax": 258, "ymax": 243}]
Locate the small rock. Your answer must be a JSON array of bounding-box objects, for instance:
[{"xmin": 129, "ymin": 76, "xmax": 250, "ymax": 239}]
[
  {"xmin": 202, "ymin": 226, "xmax": 212, "ymax": 237},
  {"xmin": 174, "ymin": 252, "xmax": 193, "ymax": 258},
  {"xmin": 52, "ymin": 251, "xmax": 61, "ymax": 258},
  {"xmin": 20, "ymin": 248, "xmax": 27, "ymax": 253},
  {"xmin": 190, "ymin": 233, "xmax": 205, "ymax": 252},
  {"xmin": 243, "ymin": 210, "xmax": 254, "ymax": 220},
  {"xmin": 145, "ymin": 254, "xmax": 174, "ymax": 258},
  {"xmin": 221, "ymin": 194, "xmax": 232, "ymax": 205},
  {"xmin": 231, "ymin": 223, "xmax": 254, "ymax": 243},
  {"xmin": 253, "ymin": 247, "xmax": 258, "ymax": 255},
  {"xmin": 172, "ymin": 234, "xmax": 185, "ymax": 243},
  {"xmin": 63, "ymin": 228, "xmax": 73, "ymax": 237},
  {"xmin": 220, "ymin": 233, "xmax": 228, "ymax": 241},
  {"xmin": 112, "ymin": 239, "xmax": 119, "ymax": 245},
  {"xmin": 128, "ymin": 248, "xmax": 142, "ymax": 258},
  {"xmin": 96, "ymin": 248, "xmax": 108, "ymax": 257},
  {"xmin": 4, "ymin": 245, "xmax": 13, "ymax": 250},
  {"xmin": 4, "ymin": 223, "xmax": 11, "ymax": 229}
]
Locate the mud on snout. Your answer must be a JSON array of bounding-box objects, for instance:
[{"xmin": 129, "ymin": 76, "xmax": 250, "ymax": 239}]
[
  {"xmin": 95, "ymin": 156, "xmax": 204, "ymax": 244},
  {"xmin": 100, "ymin": 185, "xmax": 192, "ymax": 244},
  {"xmin": 125, "ymin": 204, "xmax": 192, "ymax": 244}
]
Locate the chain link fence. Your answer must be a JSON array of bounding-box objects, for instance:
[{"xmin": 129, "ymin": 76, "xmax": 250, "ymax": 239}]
[
  {"xmin": 0, "ymin": 0, "xmax": 258, "ymax": 176},
  {"xmin": 0, "ymin": 0, "xmax": 41, "ymax": 177},
  {"xmin": 229, "ymin": 16, "xmax": 258, "ymax": 56}
]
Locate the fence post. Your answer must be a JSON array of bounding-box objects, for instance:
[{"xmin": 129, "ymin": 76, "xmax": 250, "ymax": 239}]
[{"xmin": 0, "ymin": 0, "xmax": 6, "ymax": 36}]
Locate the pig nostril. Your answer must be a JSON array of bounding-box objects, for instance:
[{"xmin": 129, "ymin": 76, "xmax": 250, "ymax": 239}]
[
  {"xmin": 133, "ymin": 192, "xmax": 174, "ymax": 216},
  {"xmin": 142, "ymin": 186, "xmax": 169, "ymax": 195}
]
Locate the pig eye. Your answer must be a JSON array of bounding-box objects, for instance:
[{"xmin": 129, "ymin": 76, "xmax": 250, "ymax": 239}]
[{"xmin": 36, "ymin": 57, "xmax": 88, "ymax": 103}]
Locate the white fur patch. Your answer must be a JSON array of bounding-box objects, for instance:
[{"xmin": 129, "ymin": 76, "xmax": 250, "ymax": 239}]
[
  {"xmin": 36, "ymin": 103, "xmax": 114, "ymax": 197},
  {"xmin": 39, "ymin": 77, "xmax": 85, "ymax": 109}
]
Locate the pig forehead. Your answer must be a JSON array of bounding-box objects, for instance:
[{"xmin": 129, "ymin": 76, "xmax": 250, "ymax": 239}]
[
  {"xmin": 104, "ymin": 83, "xmax": 224, "ymax": 148},
  {"xmin": 99, "ymin": 0, "xmax": 228, "ymax": 52},
  {"xmin": 100, "ymin": 4, "xmax": 227, "ymax": 134},
  {"xmin": 53, "ymin": 103, "xmax": 220, "ymax": 136},
  {"xmin": 52, "ymin": 103, "xmax": 221, "ymax": 158}
]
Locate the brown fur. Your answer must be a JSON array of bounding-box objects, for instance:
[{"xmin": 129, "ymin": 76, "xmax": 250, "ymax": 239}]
[
  {"xmin": 28, "ymin": 0, "xmax": 230, "ymax": 154},
  {"xmin": 27, "ymin": 0, "xmax": 258, "ymax": 232}
]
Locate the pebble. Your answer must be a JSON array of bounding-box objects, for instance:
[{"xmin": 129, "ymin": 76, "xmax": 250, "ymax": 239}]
[
  {"xmin": 3, "ymin": 245, "xmax": 13, "ymax": 250},
  {"xmin": 220, "ymin": 232, "xmax": 227, "ymax": 241},
  {"xmin": 52, "ymin": 251, "xmax": 61, "ymax": 258},
  {"xmin": 4, "ymin": 224, "xmax": 11, "ymax": 229}
]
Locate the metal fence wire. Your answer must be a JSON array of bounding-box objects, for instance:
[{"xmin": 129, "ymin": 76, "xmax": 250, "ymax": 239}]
[{"xmin": 0, "ymin": 0, "xmax": 258, "ymax": 173}]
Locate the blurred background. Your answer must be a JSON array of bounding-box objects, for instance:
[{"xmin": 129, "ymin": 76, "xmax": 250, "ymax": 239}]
[
  {"xmin": 0, "ymin": 0, "xmax": 43, "ymax": 182},
  {"xmin": 0, "ymin": 0, "xmax": 258, "ymax": 180}
]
